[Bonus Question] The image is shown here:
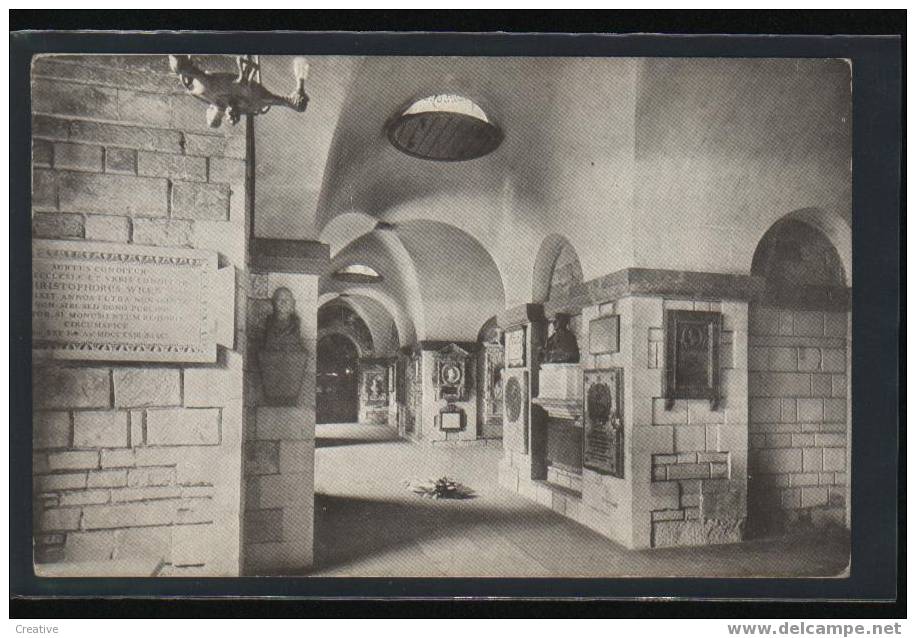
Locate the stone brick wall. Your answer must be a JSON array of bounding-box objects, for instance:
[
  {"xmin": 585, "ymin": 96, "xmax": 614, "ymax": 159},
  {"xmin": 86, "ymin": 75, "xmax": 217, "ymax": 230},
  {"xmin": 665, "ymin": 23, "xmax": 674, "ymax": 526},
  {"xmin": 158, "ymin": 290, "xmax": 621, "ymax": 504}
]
[
  {"xmin": 507, "ymin": 295, "xmax": 749, "ymax": 550},
  {"xmin": 31, "ymin": 55, "xmax": 249, "ymax": 576},
  {"xmin": 631, "ymin": 297, "xmax": 749, "ymax": 549},
  {"xmin": 747, "ymin": 306, "xmax": 849, "ymax": 533}
]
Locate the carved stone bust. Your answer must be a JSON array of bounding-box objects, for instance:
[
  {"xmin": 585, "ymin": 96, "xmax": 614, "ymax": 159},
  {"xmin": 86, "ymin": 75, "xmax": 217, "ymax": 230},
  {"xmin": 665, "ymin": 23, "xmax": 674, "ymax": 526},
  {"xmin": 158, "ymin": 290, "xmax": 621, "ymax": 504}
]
[
  {"xmin": 258, "ymin": 287, "xmax": 308, "ymax": 406},
  {"xmin": 541, "ymin": 313, "xmax": 580, "ymax": 364},
  {"xmin": 262, "ymin": 287, "xmax": 305, "ymax": 353}
]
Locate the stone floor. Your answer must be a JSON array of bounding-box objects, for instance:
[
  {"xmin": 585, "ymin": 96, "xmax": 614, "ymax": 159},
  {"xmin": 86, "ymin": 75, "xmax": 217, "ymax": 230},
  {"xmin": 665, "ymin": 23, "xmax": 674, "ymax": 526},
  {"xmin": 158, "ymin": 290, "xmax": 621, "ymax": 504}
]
[{"xmin": 312, "ymin": 423, "xmax": 851, "ymax": 578}]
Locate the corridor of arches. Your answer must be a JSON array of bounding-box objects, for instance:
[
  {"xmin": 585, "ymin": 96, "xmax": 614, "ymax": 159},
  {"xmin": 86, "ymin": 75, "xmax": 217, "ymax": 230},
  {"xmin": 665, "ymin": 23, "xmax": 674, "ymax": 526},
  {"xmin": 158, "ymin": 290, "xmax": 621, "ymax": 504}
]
[{"xmin": 27, "ymin": 53, "xmax": 854, "ymax": 577}]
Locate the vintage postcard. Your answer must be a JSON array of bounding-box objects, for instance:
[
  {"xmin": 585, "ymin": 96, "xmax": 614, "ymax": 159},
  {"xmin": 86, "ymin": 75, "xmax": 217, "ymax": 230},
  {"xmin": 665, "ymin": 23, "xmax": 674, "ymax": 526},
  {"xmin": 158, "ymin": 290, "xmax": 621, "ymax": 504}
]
[{"xmin": 25, "ymin": 47, "xmax": 856, "ymax": 582}]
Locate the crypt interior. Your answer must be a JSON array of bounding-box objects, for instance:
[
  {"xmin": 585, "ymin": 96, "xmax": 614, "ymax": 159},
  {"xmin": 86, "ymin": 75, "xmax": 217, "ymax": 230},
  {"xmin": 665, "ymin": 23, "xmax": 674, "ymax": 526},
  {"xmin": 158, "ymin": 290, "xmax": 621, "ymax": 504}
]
[{"xmin": 30, "ymin": 54, "xmax": 852, "ymax": 577}]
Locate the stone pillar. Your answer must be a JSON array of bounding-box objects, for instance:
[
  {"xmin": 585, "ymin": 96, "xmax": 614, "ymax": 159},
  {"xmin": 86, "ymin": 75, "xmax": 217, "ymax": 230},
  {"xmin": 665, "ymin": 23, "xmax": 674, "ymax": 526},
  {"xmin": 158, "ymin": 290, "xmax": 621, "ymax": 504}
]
[
  {"xmin": 243, "ymin": 239, "xmax": 328, "ymax": 575},
  {"xmin": 746, "ymin": 305, "xmax": 849, "ymax": 533},
  {"xmin": 30, "ymin": 55, "xmax": 250, "ymax": 576},
  {"xmin": 625, "ymin": 297, "xmax": 749, "ymax": 549},
  {"xmin": 497, "ymin": 304, "xmax": 546, "ymax": 494}
]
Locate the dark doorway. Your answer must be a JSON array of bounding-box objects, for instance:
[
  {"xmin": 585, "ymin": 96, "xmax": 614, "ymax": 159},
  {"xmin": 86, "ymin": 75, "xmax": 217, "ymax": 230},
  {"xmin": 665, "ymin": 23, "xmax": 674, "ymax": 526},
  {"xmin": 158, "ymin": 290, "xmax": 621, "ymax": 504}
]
[{"xmin": 317, "ymin": 334, "xmax": 360, "ymax": 424}]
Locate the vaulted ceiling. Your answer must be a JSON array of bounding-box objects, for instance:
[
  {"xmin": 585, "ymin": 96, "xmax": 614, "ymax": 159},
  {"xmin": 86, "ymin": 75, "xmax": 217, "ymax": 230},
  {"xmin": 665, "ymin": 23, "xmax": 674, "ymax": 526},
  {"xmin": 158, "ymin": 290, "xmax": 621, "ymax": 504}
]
[{"xmin": 254, "ymin": 55, "xmax": 852, "ymax": 350}]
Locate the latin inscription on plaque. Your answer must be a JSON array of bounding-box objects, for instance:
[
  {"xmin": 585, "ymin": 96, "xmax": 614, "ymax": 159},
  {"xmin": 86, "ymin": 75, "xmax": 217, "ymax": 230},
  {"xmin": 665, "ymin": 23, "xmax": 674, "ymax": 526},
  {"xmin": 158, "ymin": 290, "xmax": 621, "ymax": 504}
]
[{"xmin": 32, "ymin": 239, "xmax": 218, "ymax": 362}]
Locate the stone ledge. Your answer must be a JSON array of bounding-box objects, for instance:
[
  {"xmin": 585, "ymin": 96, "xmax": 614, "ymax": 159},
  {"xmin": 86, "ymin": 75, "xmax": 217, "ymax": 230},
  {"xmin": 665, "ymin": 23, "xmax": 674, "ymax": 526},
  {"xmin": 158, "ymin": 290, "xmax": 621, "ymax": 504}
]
[
  {"xmin": 251, "ymin": 238, "xmax": 329, "ymax": 275},
  {"xmin": 542, "ymin": 267, "xmax": 851, "ymax": 316}
]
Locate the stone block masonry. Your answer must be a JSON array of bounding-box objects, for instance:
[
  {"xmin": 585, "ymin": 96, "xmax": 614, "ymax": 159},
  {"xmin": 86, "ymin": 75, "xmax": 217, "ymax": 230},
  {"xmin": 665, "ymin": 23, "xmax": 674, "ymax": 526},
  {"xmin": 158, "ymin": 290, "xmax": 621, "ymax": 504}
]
[
  {"xmin": 747, "ymin": 306, "xmax": 849, "ymax": 533},
  {"xmin": 496, "ymin": 294, "xmax": 748, "ymax": 551},
  {"xmin": 635, "ymin": 297, "xmax": 748, "ymax": 549},
  {"xmin": 31, "ymin": 55, "xmax": 250, "ymax": 576},
  {"xmin": 30, "ymin": 58, "xmax": 246, "ymax": 248}
]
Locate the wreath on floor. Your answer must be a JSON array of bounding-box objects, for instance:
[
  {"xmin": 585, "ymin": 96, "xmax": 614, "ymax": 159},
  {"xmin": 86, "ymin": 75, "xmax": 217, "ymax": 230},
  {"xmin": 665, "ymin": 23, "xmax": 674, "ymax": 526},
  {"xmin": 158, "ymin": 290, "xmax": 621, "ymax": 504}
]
[{"xmin": 403, "ymin": 477, "xmax": 475, "ymax": 499}]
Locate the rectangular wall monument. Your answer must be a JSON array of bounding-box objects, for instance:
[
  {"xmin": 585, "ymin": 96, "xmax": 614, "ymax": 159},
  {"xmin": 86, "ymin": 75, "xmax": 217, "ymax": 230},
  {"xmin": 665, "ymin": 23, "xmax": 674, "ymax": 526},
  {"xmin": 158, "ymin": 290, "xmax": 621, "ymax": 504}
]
[{"xmin": 33, "ymin": 239, "xmax": 234, "ymax": 362}]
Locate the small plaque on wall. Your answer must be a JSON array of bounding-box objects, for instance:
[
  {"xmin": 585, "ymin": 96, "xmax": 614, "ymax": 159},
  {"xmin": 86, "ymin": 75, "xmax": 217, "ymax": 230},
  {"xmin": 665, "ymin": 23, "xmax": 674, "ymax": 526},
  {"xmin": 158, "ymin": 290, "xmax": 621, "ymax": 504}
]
[
  {"xmin": 362, "ymin": 366, "xmax": 388, "ymax": 406},
  {"xmin": 506, "ymin": 326, "xmax": 526, "ymax": 368},
  {"xmin": 664, "ymin": 309, "xmax": 722, "ymax": 410},
  {"xmin": 437, "ymin": 409, "xmax": 464, "ymax": 431},
  {"xmin": 583, "ymin": 368, "xmax": 624, "ymax": 478},
  {"xmin": 589, "ymin": 315, "xmax": 620, "ymax": 354}
]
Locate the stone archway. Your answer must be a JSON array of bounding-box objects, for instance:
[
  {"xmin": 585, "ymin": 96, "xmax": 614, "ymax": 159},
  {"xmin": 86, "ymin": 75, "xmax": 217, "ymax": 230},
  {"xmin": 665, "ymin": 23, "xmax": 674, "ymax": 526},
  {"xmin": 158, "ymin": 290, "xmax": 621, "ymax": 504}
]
[{"xmin": 746, "ymin": 211, "xmax": 850, "ymax": 536}]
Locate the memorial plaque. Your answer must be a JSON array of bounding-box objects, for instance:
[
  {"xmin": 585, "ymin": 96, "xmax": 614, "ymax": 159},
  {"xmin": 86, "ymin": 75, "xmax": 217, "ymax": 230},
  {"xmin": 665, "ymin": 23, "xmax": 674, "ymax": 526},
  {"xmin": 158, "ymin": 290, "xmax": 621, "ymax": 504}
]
[
  {"xmin": 362, "ymin": 365, "xmax": 389, "ymax": 406},
  {"xmin": 32, "ymin": 239, "xmax": 220, "ymax": 362},
  {"xmin": 503, "ymin": 371, "xmax": 528, "ymax": 454},
  {"xmin": 506, "ymin": 326, "xmax": 526, "ymax": 368},
  {"xmin": 589, "ymin": 315, "xmax": 620, "ymax": 354},
  {"xmin": 483, "ymin": 343, "xmax": 504, "ymax": 421},
  {"xmin": 437, "ymin": 408, "xmax": 464, "ymax": 431},
  {"xmin": 583, "ymin": 368, "xmax": 624, "ymax": 478},
  {"xmin": 663, "ymin": 309, "xmax": 722, "ymax": 409},
  {"xmin": 434, "ymin": 343, "xmax": 471, "ymax": 401}
]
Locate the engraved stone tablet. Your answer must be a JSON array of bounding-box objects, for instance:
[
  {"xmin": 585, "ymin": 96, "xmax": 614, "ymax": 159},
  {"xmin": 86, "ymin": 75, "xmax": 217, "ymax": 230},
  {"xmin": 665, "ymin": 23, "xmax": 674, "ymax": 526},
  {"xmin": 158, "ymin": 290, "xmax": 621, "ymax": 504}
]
[
  {"xmin": 583, "ymin": 368, "xmax": 624, "ymax": 478},
  {"xmin": 506, "ymin": 326, "xmax": 526, "ymax": 368},
  {"xmin": 33, "ymin": 239, "xmax": 219, "ymax": 362}
]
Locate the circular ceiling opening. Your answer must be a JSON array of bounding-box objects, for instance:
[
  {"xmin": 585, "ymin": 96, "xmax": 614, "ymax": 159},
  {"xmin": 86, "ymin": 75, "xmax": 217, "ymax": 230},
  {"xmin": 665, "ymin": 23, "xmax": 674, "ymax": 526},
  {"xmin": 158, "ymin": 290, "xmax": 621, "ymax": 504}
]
[
  {"xmin": 388, "ymin": 94, "xmax": 503, "ymax": 161},
  {"xmin": 332, "ymin": 264, "xmax": 384, "ymax": 284}
]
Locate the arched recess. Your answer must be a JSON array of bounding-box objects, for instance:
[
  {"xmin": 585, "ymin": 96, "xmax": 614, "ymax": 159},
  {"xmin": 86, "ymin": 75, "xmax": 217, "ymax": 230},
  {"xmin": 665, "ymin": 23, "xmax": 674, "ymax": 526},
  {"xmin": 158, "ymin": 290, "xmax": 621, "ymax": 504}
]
[
  {"xmin": 319, "ymin": 289, "xmax": 416, "ymax": 347},
  {"xmin": 321, "ymin": 229, "xmax": 426, "ymax": 344},
  {"xmin": 750, "ymin": 210, "xmax": 849, "ymax": 311},
  {"xmin": 746, "ymin": 208, "xmax": 851, "ymax": 536},
  {"xmin": 531, "ymin": 234, "xmax": 585, "ymax": 304},
  {"xmin": 329, "ymin": 294, "xmax": 400, "ymax": 355},
  {"xmin": 750, "ymin": 208, "xmax": 851, "ymax": 286},
  {"xmin": 317, "ymin": 301, "xmax": 374, "ymax": 357}
]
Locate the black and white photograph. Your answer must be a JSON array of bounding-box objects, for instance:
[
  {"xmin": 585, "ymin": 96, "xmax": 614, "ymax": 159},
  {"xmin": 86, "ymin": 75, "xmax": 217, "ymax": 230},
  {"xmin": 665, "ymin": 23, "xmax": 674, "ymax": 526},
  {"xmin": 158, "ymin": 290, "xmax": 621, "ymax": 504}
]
[{"xmin": 9, "ymin": 16, "xmax": 902, "ymax": 616}]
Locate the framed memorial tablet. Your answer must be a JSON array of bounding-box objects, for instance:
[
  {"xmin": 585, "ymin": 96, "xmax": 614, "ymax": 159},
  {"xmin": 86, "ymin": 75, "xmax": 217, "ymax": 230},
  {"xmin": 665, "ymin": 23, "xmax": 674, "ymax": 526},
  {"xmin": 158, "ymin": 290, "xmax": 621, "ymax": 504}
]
[{"xmin": 663, "ymin": 309, "xmax": 722, "ymax": 410}]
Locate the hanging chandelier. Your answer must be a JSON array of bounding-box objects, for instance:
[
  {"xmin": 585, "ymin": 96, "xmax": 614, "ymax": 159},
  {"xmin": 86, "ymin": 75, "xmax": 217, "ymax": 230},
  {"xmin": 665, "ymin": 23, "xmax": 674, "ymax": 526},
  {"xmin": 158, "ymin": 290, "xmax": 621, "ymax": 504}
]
[{"xmin": 169, "ymin": 54, "xmax": 310, "ymax": 128}]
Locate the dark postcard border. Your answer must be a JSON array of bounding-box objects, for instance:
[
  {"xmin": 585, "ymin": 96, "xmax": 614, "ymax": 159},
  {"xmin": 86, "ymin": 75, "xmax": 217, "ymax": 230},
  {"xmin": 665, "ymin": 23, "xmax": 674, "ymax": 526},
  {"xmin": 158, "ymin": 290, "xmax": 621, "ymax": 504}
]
[{"xmin": 10, "ymin": 23, "xmax": 902, "ymax": 612}]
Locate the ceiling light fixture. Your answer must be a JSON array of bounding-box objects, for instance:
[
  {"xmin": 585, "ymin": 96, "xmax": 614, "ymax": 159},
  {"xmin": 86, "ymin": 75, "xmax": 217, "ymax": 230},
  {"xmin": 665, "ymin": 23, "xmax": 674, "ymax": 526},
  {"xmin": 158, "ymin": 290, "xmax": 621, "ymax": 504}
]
[
  {"xmin": 169, "ymin": 54, "xmax": 310, "ymax": 128},
  {"xmin": 388, "ymin": 94, "xmax": 502, "ymax": 161},
  {"xmin": 333, "ymin": 264, "xmax": 384, "ymax": 284}
]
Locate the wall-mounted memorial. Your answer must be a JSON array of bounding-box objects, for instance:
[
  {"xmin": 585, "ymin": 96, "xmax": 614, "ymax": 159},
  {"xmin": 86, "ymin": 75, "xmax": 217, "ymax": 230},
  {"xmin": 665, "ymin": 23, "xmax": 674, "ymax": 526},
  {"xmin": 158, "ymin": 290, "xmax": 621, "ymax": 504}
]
[
  {"xmin": 32, "ymin": 239, "xmax": 233, "ymax": 363},
  {"xmin": 434, "ymin": 343, "xmax": 471, "ymax": 401},
  {"xmin": 505, "ymin": 327, "xmax": 526, "ymax": 368},
  {"xmin": 503, "ymin": 371, "xmax": 528, "ymax": 454},
  {"xmin": 589, "ymin": 315, "xmax": 620, "ymax": 355},
  {"xmin": 663, "ymin": 309, "xmax": 722, "ymax": 410},
  {"xmin": 583, "ymin": 368, "xmax": 624, "ymax": 478},
  {"xmin": 541, "ymin": 313, "xmax": 580, "ymax": 364},
  {"xmin": 258, "ymin": 287, "xmax": 308, "ymax": 406},
  {"xmin": 362, "ymin": 364, "xmax": 389, "ymax": 406},
  {"xmin": 482, "ymin": 343, "xmax": 505, "ymax": 422}
]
